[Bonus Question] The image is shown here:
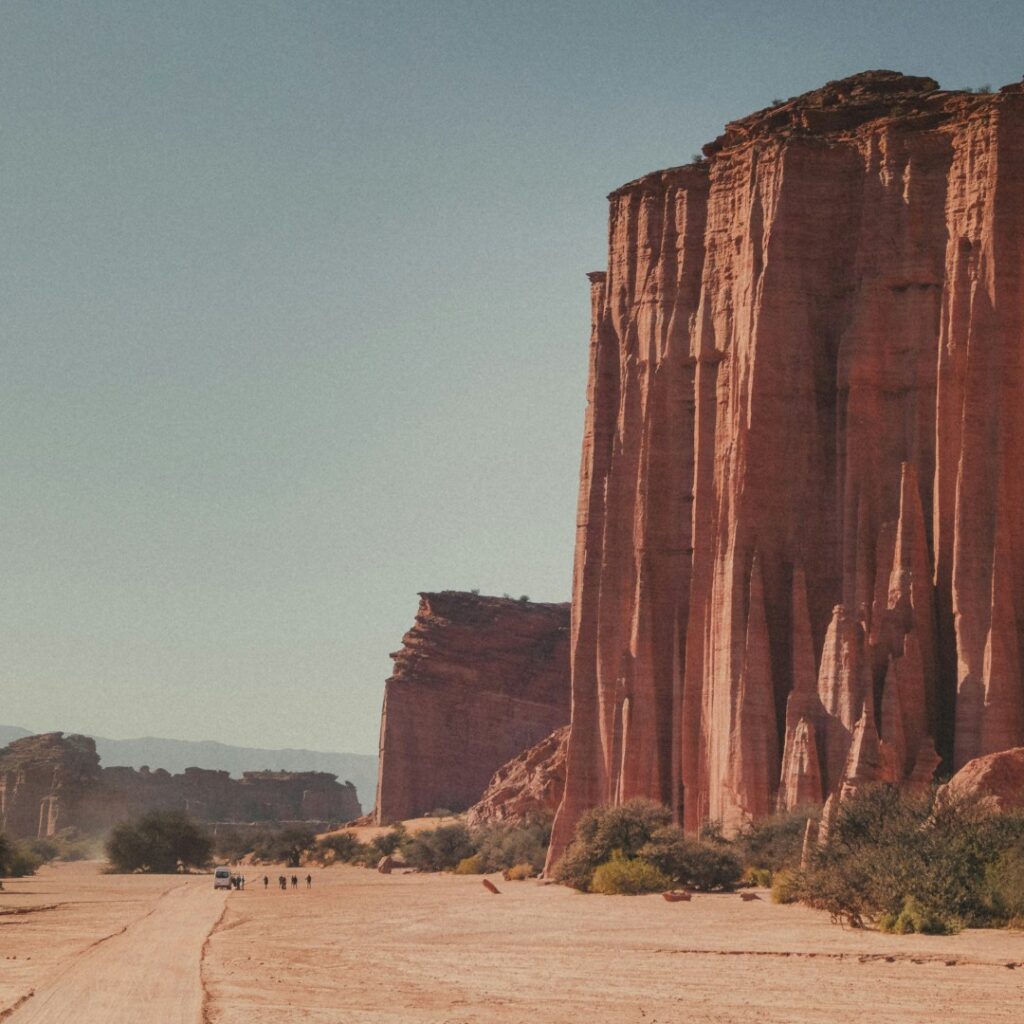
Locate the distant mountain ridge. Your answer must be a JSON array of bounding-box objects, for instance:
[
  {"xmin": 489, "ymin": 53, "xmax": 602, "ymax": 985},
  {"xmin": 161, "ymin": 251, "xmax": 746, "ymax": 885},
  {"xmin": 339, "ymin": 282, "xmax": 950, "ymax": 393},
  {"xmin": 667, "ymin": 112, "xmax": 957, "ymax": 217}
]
[{"xmin": 0, "ymin": 725, "xmax": 377, "ymax": 813}]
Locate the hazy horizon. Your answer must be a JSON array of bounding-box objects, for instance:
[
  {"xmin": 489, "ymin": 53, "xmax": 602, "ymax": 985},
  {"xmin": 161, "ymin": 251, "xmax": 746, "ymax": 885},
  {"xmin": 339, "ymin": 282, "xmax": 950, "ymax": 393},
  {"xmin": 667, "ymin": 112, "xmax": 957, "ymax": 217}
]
[{"xmin": 5, "ymin": 0, "xmax": 1024, "ymax": 755}]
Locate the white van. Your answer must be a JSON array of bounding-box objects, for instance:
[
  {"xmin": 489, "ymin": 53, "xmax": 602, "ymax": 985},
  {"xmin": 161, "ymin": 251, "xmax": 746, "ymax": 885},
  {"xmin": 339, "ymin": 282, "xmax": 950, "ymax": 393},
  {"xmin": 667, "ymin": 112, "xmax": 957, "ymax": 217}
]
[{"xmin": 213, "ymin": 867, "xmax": 233, "ymax": 890}]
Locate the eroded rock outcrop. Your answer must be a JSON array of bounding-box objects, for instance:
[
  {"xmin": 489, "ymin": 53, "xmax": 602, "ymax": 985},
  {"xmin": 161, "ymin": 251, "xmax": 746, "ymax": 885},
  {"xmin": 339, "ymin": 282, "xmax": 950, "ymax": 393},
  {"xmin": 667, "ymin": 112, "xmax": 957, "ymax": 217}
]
[
  {"xmin": 935, "ymin": 746, "xmax": 1024, "ymax": 814},
  {"xmin": 549, "ymin": 71, "xmax": 1024, "ymax": 866},
  {"xmin": 0, "ymin": 733, "xmax": 361, "ymax": 838},
  {"xmin": 375, "ymin": 592, "xmax": 570, "ymax": 823},
  {"xmin": 466, "ymin": 725, "xmax": 569, "ymax": 826}
]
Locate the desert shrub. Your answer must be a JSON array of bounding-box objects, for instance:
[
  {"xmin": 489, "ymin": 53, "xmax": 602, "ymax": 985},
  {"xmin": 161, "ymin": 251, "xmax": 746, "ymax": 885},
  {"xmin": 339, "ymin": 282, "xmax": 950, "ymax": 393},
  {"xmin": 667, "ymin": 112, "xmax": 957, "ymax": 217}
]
[
  {"xmin": 505, "ymin": 862, "xmax": 534, "ymax": 880},
  {"xmin": 400, "ymin": 823, "xmax": 475, "ymax": 872},
  {"xmin": 106, "ymin": 810, "xmax": 213, "ymax": 873},
  {"xmin": 454, "ymin": 854, "xmax": 485, "ymax": 875},
  {"xmin": 0, "ymin": 834, "xmax": 42, "ymax": 877},
  {"xmin": 251, "ymin": 826, "xmax": 317, "ymax": 867},
  {"xmin": 316, "ymin": 831, "xmax": 366, "ymax": 865},
  {"xmin": 639, "ymin": 825, "xmax": 742, "ymax": 891},
  {"xmin": 427, "ymin": 808, "xmax": 455, "ymax": 819},
  {"xmin": 801, "ymin": 785, "xmax": 1024, "ymax": 928},
  {"xmin": 736, "ymin": 809, "xmax": 812, "ymax": 872},
  {"xmin": 771, "ymin": 869, "xmax": 801, "ymax": 904},
  {"xmin": 369, "ymin": 824, "xmax": 407, "ymax": 857},
  {"xmin": 591, "ymin": 852, "xmax": 671, "ymax": 895},
  {"xmin": 743, "ymin": 866, "xmax": 773, "ymax": 888},
  {"xmin": 879, "ymin": 896, "xmax": 961, "ymax": 935},
  {"xmin": 24, "ymin": 837, "xmax": 60, "ymax": 864},
  {"xmin": 698, "ymin": 819, "xmax": 727, "ymax": 845},
  {"xmin": 984, "ymin": 841, "xmax": 1024, "ymax": 922},
  {"xmin": 553, "ymin": 799, "xmax": 672, "ymax": 891},
  {"xmin": 472, "ymin": 816, "xmax": 551, "ymax": 873}
]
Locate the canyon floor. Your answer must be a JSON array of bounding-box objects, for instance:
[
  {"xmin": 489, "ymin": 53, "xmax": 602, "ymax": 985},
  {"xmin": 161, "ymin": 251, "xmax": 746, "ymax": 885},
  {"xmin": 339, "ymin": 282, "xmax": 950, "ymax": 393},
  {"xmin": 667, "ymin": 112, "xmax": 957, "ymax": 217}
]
[{"xmin": 2, "ymin": 862, "xmax": 1023, "ymax": 1023}]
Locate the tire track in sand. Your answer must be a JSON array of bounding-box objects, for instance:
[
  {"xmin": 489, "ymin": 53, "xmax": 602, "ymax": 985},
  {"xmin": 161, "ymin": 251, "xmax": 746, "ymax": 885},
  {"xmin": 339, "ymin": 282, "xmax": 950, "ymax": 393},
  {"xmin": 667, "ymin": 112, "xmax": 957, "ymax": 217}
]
[{"xmin": 7, "ymin": 878, "xmax": 227, "ymax": 1024}]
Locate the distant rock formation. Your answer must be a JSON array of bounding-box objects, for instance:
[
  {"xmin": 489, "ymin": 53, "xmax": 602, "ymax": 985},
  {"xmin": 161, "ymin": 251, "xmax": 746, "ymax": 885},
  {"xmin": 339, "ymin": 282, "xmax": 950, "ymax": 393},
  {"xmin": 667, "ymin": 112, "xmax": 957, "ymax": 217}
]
[
  {"xmin": 374, "ymin": 592, "xmax": 570, "ymax": 823},
  {"xmin": 0, "ymin": 733, "xmax": 101, "ymax": 838},
  {"xmin": 549, "ymin": 71, "xmax": 1024, "ymax": 867},
  {"xmin": 0, "ymin": 732, "xmax": 361, "ymax": 839},
  {"xmin": 466, "ymin": 725, "xmax": 568, "ymax": 826}
]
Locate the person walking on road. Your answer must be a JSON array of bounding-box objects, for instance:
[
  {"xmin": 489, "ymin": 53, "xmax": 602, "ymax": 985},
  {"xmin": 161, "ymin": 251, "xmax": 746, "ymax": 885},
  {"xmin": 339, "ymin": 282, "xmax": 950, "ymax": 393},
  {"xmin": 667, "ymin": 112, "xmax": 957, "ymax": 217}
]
[
  {"xmin": 305, "ymin": 874, "xmax": 312, "ymax": 889},
  {"xmin": 263, "ymin": 875, "xmax": 269, "ymax": 891}
]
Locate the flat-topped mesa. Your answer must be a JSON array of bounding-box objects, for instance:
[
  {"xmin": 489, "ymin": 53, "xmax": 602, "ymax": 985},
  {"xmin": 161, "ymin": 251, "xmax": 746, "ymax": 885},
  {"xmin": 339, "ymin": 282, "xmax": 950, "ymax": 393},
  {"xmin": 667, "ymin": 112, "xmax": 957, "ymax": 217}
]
[
  {"xmin": 374, "ymin": 592, "xmax": 570, "ymax": 824},
  {"xmin": 0, "ymin": 733, "xmax": 361, "ymax": 838},
  {"xmin": 548, "ymin": 70, "xmax": 1024, "ymax": 869}
]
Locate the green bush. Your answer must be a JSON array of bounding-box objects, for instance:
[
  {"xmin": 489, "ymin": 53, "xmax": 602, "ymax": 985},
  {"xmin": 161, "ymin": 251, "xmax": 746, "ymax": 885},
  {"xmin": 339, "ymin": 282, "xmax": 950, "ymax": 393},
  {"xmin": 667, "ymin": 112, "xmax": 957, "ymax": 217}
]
[
  {"xmin": 771, "ymin": 869, "xmax": 801, "ymax": 904},
  {"xmin": 591, "ymin": 852, "xmax": 671, "ymax": 895},
  {"xmin": 400, "ymin": 823, "xmax": 475, "ymax": 872},
  {"xmin": 736, "ymin": 809, "xmax": 813, "ymax": 872},
  {"xmin": 553, "ymin": 799, "xmax": 672, "ymax": 890},
  {"xmin": 24, "ymin": 838, "xmax": 60, "ymax": 864},
  {"xmin": 743, "ymin": 866, "xmax": 773, "ymax": 888},
  {"xmin": 0, "ymin": 834, "xmax": 43, "ymax": 877},
  {"xmin": 698, "ymin": 819, "xmax": 727, "ymax": 845},
  {"xmin": 316, "ymin": 831, "xmax": 366, "ymax": 865},
  {"xmin": 984, "ymin": 842, "xmax": 1024, "ymax": 921},
  {"xmin": 251, "ymin": 826, "xmax": 317, "ymax": 867},
  {"xmin": 454, "ymin": 854, "xmax": 485, "ymax": 875},
  {"xmin": 472, "ymin": 816, "xmax": 551, "ymax": 873},
  {"xmin": 639, "ymin": 826, "xmax": 742, "ymax": 891},
  {"xmin": 369, "ymin": 824, "xmax": 406, "ymax": 858},
  {"xmin": 879, "ymin": 896, "xmax": 961, "ymax": 935},
  {"xmin": 106, "ymin": 810, "xmax": 213, "ymax": 874},
  {"xmin": 800, "ymin": 785, "xmax": 1024, "ymax": 928}
]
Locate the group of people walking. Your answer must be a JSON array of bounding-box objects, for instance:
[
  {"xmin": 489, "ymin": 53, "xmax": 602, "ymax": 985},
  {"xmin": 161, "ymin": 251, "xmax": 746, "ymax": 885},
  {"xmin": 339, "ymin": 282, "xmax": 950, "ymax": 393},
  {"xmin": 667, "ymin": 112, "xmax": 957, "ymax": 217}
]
[{"xmin": 263, "ymin": 873, "xmax": 312, "ymax": 891}]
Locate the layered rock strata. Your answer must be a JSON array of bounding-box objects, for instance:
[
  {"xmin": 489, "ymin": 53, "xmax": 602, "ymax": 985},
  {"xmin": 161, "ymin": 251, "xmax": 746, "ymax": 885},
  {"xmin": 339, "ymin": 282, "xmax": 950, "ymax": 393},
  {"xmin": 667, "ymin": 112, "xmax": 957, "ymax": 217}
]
[
  {"xmin": 0, "ymin": 733, "xmax": 361, "ymax": 838},
  {"xmin": 550, "ymin": 71, "xmax": 1024, "ymax": 866},
  {"xmin": 375, "ymin": 592, "xmax": 570, "ymax": 823}
]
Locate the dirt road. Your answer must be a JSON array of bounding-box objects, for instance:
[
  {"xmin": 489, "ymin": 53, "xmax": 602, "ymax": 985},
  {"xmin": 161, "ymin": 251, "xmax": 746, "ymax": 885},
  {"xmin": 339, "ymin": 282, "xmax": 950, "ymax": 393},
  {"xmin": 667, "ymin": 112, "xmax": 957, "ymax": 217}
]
[
  {"xmin": 204, "ymin": 865, "xmax": 1024, "ymax": 1024},
  {"xmin": 6, "ymin": 875, "xmax": 225, "ymax": 1024}
]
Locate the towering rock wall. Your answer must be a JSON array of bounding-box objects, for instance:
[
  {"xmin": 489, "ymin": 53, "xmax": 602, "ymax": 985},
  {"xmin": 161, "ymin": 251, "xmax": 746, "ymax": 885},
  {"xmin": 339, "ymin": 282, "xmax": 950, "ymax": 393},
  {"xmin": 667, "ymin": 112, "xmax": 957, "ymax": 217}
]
[
  {"xmin": 0, "ymin": 733, "xmax": 361, "ymax": 838},
  {"xmin": 375, "ymin": 592, "xmax": 570, "ymax": 823},
  {"xmin": 550, "ymin": 71, "xmax": 1024, "ymax": 865}
]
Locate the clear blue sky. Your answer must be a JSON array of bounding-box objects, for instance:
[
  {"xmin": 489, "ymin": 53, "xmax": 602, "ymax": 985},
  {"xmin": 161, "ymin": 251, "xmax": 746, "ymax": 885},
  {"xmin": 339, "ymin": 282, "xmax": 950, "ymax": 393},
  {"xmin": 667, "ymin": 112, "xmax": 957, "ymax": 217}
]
[{"xmin": 2, "ymin": 1, "xmax": 1021, "ymax": 755}]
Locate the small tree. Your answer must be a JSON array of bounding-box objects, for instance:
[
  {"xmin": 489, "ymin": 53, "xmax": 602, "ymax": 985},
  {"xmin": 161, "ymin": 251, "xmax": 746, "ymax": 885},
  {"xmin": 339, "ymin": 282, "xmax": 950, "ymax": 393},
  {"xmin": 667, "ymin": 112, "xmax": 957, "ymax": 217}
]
[
  {"xmin": 552, "ymin": 799, "xmax": 672, "ymax": 890},
  {"xmin": 252, "ymin": 826, "xmax": 317, "ymax": 867},
  {"xmin": 400, "ymin": 823, "xmax": 475, "ymax": 871},
  {"xmin": 0, "ymin": 833, "xmax": 42, "ymax": 877},
  {"xmin": 640, "ymin": 826, "xmax": 742, "ymax": 891},
  {"xmin": 106, "ymin": 810, "xmax": 213, "ymax": 873}
]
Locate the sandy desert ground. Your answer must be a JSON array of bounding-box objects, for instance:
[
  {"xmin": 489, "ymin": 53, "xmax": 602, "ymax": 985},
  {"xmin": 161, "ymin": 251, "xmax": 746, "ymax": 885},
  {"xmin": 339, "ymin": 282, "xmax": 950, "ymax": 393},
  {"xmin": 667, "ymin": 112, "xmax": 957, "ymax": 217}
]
[{"xmin": 2, "ymin": 861, "xmax": 1023, "ymax": 1024}]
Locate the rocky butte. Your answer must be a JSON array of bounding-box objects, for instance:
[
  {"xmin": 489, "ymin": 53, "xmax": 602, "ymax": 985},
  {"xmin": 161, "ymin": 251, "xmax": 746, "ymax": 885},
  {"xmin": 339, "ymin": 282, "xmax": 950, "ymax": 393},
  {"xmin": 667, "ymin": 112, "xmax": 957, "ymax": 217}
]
[
  {"xmin": 0, "ymin": 732, "xmax": 361, "ymax": 839},
  {"xmin": 548, "ymin": 71, "xmax": 1024, "ymax": 868},
  {"xmin": 374, "ymin": 592, "xmax": 570, "ymax": 823}
]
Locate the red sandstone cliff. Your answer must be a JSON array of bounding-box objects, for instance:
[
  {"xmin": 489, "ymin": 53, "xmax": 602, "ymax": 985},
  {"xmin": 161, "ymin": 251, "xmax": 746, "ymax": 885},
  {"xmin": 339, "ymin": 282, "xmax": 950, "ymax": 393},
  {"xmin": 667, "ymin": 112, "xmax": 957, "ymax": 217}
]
[
  {"xmin": 375, "ymin": 592, "xmax": 570, "ymax": 823},
  {"xmin": 0, "ymin": 733, "xmax": 361, "ymax": 839},
  {"xmin": 549, "ymin": 71, "xmax": 1024, "ymax": 867}
]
